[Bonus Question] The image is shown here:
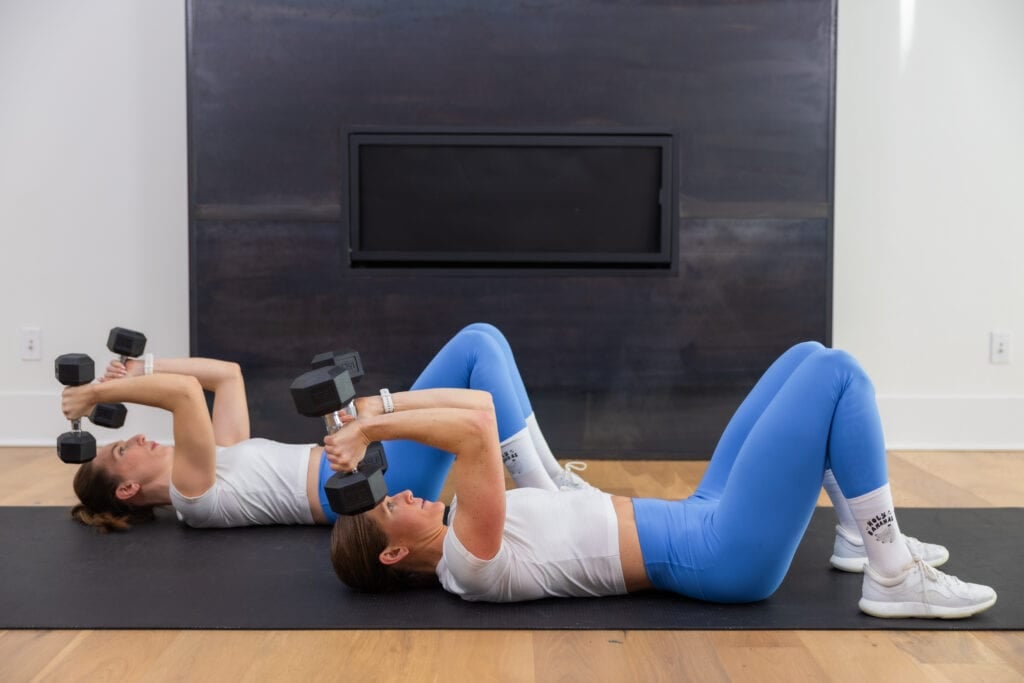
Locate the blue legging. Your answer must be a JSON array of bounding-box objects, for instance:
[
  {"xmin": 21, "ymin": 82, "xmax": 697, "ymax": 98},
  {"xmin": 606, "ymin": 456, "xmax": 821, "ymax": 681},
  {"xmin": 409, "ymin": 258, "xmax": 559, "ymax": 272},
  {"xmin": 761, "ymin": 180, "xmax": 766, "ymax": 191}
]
[
  {"xmin": 319, "ymin": 323, "xmax": 536, "ymax": 521},
  {"xmin": 633, "ymin": 342, "xmax": 889, "ymax": 603}
]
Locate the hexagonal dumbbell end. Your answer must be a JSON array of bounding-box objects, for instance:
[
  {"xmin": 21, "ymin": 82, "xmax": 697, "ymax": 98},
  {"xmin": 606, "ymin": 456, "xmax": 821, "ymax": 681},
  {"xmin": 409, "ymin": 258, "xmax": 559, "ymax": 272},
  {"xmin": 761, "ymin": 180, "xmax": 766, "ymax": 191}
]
[
  {"xmin": 57, "ymin": 431, "xmax": 97, "ymax": 464},
  {"xmin": 324, "ymin": 468, "xmax": 389, "ymax": 516},
  {"xmin": 107, "ymin": 327, "xmax": 147, "ymax": 358},
  {"xmin": 90, "ymin": 403, "xmax": 128, "ymax": 429},
  {"xmin": 310, "ymin": 348, "xmax": 364, "ymax": 383},
  {"xmin": 55, "ymin": 354, "xmax": 95, "ymax": 386},
  {"xmin": 360, "ymin": 441, "xmax": 388, "ymax": 475},
  {"xmin": 290, "ymin": 365, "xmax": 357, "ymax": 418}
]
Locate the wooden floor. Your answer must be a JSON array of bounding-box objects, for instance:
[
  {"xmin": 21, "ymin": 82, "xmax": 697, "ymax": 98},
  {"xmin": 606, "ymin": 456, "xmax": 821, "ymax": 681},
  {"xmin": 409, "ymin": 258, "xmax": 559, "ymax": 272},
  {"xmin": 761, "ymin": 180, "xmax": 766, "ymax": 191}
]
[{"xmin": 1, "ymin": 448, "xmax": 1021, "ymax": 682}]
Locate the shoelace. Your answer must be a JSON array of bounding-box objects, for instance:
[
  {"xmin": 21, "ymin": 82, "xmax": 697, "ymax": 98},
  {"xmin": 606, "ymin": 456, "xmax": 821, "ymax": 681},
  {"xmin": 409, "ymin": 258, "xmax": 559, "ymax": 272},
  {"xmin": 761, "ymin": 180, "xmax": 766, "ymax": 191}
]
[
  {"xmin": 563, "ymin": 461, "xmax": 588, "ymax": 476},
  {"xmin": 917, "ymin": 558, "xmax": 965, "ymax": 588}
]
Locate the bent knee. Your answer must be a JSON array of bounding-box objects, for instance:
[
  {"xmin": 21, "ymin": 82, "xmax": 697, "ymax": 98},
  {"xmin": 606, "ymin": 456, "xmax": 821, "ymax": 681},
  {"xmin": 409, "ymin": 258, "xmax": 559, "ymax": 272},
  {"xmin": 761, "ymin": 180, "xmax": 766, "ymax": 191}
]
[
  {"xmin": 461, "ymin": 322, "xmax": 503, "ymax": 338},
  {"xmin": 820, "ymin": 348, "xmax": 872, "ymax": 385},
  {"xmin": 449, "ymin": 328, "xmax": 504, "ymax": 358},
  {"xmin": 788, "ymin": 340, "xmax": 826, "ymax": 356}
]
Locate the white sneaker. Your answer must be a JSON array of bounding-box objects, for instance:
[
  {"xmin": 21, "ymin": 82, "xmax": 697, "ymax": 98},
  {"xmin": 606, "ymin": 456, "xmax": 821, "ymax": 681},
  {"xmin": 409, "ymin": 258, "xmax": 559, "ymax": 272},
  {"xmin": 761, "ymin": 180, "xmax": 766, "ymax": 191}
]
[
  {"xmin": 830, "ymin": 525, "xmax": 949, "ymax": 573},
  {"xmin": 859, "ymin": 558, "xmax": 997, "ymax": 619},
  {"xmin": 552, "ymin": 461, "xmax": 596, "ymax": 491}
]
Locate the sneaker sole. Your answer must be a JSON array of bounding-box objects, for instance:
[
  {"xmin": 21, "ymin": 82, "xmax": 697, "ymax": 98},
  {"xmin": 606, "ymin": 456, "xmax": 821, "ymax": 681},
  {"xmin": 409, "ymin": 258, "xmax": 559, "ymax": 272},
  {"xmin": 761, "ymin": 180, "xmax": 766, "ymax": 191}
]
[
  {"xmin": 830, "ymin": 554, "xmax": 869, "ymax": 573},
  {"xmin": 858, "ymin": 594, "xmax": 997, "ymax": 619},
  {"xmin": 830, "ymin": 551, "xmax": 950, "ymax": 574}
]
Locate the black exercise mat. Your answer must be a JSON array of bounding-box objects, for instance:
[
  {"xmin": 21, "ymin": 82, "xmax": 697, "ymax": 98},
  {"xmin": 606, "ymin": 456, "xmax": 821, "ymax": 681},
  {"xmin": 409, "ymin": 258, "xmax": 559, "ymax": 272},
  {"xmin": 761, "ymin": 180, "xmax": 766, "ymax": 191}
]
[{"xmin": 1, "ymin": 506, "xmax": 1019, "ymax": 630}]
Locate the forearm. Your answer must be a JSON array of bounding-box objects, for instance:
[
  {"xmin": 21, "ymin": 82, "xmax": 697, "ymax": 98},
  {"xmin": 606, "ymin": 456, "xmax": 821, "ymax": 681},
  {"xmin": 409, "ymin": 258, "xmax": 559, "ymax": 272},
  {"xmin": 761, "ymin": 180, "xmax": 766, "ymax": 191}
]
[
  {"xmin": 149, "ymin": 357, "xmax": 242, "ymax": 393},
  {"xmin": 89, "ymin": 373, "xmax": 204, "ymax": 413},
  {"xmin": 354, "ymin": 388, "xmax": 493, "ymax": 419},
  {"xmin": 358, "ymin": 406, "xmax": 497, "ymax": 456}
]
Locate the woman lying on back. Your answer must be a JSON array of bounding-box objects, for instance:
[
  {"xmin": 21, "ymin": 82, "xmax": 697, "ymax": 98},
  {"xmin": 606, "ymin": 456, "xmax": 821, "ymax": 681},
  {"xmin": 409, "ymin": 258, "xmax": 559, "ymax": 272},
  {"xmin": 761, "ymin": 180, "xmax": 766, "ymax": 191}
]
[
  {"xmin": 60, "ymin": 324, "xmax": 589, "ymax": 531},
  {"xmin": 329, "ymin": 342, "xmax": 996, "ymax": 620}
]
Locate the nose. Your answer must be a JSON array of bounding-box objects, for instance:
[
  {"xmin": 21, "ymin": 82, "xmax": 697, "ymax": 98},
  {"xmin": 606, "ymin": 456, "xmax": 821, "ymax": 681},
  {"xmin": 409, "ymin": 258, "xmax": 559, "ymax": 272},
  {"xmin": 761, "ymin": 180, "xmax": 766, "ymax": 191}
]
[
  {"xmin": 401, "ymin": 490, "xmax": 415, "ymax": 504},
  {"xmin": 133, "ymin": 434, "xmax": 146, "ymax": 445}
]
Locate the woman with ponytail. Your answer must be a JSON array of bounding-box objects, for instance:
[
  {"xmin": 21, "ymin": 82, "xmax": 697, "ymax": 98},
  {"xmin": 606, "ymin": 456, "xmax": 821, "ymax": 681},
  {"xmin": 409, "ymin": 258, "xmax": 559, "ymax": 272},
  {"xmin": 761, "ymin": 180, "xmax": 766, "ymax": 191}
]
[{"xmin": 60, "ymin": 324, "xmax": 592, "ymax": 532}]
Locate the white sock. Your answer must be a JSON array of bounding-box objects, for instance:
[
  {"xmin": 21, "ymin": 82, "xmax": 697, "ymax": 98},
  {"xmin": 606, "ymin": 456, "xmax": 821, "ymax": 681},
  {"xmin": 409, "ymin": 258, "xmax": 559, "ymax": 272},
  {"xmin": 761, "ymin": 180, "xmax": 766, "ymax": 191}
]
[
  {"xmin": 524, "ymin": 414, "xmax": 564, "ymax": 479},
  {"xmin": 501, "ymin": 427, "xmax": 558, "ymax": 491},
  {"xmin": 846, "ymin": 483, "xmax": 913, "ymax": 576},
  {"xmin": 822, "ymin": 469, "xmax": 860, "ymax": 537}
]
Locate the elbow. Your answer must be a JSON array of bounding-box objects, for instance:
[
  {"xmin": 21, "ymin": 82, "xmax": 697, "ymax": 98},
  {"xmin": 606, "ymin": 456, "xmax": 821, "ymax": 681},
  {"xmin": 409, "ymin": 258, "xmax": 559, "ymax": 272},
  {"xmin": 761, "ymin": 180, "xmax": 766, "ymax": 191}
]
[
  {"xmin": 220, "ymin": 361, "xmax": 243, "ymax": 385},
  {"xmin": 472, "ymin": 389, "xmax": 495, "ymax": 413},
  {"xmin": 467, "ymin": 406, "xmax": 498, "ymax": 447}
]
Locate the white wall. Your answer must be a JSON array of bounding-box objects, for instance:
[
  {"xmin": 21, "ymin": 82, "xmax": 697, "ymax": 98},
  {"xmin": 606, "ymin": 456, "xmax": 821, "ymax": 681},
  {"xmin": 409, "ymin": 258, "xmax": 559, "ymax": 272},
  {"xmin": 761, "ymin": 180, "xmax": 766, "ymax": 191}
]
[
  {"xmin": 834, "ymin": 0, "xmax": 1024, "ymax": 449},
  {"xmin": 0, "ymin": 0, "xmax": 1020, "ymax": 449},
  {"xmin": 0, "ymin": 0, "xmax": 188, "ymax": 445}
]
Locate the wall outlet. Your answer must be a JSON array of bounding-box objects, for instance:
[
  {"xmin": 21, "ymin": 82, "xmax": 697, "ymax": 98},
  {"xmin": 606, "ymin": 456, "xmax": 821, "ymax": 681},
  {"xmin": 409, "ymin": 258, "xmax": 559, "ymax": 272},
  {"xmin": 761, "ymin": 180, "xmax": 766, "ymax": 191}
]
[
  {"xmin": 19, "ymin": 327, "xmax": 42, "ymax": 360},
  {"xmin": 990, "ymin": 331, "xmax": 1011, "ymax": 364}
]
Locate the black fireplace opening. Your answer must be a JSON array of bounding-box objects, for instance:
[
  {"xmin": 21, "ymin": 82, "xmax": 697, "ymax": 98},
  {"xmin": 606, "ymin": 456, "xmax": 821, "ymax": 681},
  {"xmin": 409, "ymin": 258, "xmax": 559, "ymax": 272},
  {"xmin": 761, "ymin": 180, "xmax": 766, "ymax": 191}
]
[{"xmin": 347, "ymin": 132, "xmax": 675, "ymax": 269}]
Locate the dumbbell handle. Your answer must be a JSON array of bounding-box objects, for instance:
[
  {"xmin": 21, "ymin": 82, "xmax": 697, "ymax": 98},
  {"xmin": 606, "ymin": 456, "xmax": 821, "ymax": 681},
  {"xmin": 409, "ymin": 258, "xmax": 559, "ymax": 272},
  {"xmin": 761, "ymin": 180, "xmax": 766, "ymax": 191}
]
[{"xmin": 323, "ymin": 402, "xmax": 358, "ymax": 435}]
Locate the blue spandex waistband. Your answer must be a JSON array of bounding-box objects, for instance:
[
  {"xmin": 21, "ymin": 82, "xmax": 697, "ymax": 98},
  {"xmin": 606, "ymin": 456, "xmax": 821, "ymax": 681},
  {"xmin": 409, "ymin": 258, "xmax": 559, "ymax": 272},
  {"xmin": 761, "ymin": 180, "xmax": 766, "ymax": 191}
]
[{"xmin": 317, "ymin": 450, "xmax": 339, "ymax": 524}]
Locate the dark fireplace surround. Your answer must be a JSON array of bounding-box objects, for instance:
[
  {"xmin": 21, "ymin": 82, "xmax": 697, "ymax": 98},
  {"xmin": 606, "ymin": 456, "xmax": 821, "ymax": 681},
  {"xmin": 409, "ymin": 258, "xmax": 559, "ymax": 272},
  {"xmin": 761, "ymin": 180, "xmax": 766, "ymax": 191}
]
[{"xmin": 188, "ymin": 0, "xmax": 836, "ymax": 459}]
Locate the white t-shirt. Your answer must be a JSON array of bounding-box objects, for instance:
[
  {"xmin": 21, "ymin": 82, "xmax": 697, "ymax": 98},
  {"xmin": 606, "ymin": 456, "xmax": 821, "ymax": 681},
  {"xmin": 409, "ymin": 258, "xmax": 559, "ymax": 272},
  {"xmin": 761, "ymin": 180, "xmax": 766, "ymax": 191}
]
[
  {"xmin": 168, "ymin": 438, "xmax": 316, "ymax": 528},
  {"xmin": 436, "ymin": 487, "xmax": 627, "ymax": 602}
]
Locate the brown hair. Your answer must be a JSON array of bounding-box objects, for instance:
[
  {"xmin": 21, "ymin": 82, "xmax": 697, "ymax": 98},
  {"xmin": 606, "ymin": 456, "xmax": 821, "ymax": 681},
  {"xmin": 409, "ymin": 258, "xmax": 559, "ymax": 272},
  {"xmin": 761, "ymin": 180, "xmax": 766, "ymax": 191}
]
[
  {"xmin": 330, "ymin": 513, "xmax": 440, "ymax": 592},
  {"xmin": 70, "ymin": 459, "xmax": 155, "ymax": 533}
]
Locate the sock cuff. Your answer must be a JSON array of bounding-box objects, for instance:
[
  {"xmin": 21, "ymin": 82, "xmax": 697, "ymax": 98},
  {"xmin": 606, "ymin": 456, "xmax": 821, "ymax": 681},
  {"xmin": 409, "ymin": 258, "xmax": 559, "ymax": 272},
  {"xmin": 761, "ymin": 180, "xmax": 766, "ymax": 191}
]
[
  {"xmin": 822, "ymin": 468, "xmax": 838, "ymax": 489},
  {"xmin": 499, "ymin": 426, "xmax": 530, "ymax": 448},
  {"xmin": 847, "ymin": 482, "xmax": 892, "ymax": 508},
  {"xmin": 500, "ymin": 428, "xmax": 544, "ymax": 476}
]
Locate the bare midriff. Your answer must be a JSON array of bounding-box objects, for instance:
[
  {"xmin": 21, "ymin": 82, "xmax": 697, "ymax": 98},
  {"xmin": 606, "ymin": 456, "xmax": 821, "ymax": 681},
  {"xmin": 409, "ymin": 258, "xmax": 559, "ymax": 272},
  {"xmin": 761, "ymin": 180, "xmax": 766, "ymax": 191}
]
[{"xmin": 611, "ymin": 495, "xmax": 654, "ymax": 593}]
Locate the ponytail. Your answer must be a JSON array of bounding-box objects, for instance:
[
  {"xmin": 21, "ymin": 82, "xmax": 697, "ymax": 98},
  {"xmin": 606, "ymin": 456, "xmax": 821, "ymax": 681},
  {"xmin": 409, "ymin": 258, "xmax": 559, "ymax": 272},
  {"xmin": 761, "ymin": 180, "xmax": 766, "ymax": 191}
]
[{"xmin": 70, "ymin": 460, "xmax": 155, "ymax": 532}]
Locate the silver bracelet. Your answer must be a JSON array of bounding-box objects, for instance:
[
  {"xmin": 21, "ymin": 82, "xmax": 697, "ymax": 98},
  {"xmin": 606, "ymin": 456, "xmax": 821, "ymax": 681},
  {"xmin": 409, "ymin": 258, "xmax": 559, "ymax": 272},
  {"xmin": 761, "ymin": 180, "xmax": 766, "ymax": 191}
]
[
  {"xmin": 379, "ymin": 388, "xmax": 394, "ymax": 414},
  {"xmin": 143, "ymin": 353, "xmax": 154, "ymax": 376}
]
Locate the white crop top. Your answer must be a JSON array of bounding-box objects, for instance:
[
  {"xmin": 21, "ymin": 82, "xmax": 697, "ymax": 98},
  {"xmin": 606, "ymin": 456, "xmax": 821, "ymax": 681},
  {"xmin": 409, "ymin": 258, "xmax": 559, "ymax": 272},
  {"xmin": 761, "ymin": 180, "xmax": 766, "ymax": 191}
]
[
  {"xmin": 168, "ymin": 438, "xmax": 316, "ymax": 528},
  {"xmin": 436, "ymin": 487, "xmax": 627, "ymax": 602}
]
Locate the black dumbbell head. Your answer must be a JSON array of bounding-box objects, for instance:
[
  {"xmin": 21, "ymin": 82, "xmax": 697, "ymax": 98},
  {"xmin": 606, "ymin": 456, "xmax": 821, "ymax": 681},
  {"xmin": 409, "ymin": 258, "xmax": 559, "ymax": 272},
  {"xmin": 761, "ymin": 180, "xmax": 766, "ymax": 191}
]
[
  {"xmin": 57, "ymin": 431, "xmax": 97, "ymax": 464},
  {"xmin": 90, "ymin": 402, "xmax": 128, "ymax": 429},
  {"xmin": 290, "ymin": 365, "xmax": 357, "ymax": 417},
  {"xmin": 107, "ymin": 327, "xmax": 147, "ymax": 358},
  {"xmin": 54, "ymin": 354, "xmax": 95, "ymax": 386},
  {"xmin": 324, "ymin": 468, "xmax": 389, "ymax": 516},
  {"xmin": 359, "ymin": 441, "xmax": 388, "ymax": 475},
  {"xmin": 310, "ymin": 348, "xmax": 364, "ymax": 382}
]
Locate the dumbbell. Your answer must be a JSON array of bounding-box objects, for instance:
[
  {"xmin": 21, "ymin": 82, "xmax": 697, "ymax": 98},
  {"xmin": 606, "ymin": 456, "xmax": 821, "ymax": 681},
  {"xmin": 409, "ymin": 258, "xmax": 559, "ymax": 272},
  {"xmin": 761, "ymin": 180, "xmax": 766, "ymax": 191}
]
[
  {"xmin": 100, "ymin": 327, "xmax": 146, "ymax": 424},
  {"xmin": 322, "ymin": 442, "xmax": 389, "ymax": 515},
  {"xmin": 54, "ymin": 354, "xmax": 128, "ymax": 464},
  {"xmin": 307, "ymin": 349, "xmax": 382, "ymax": 475},
  {"xmin": 107, "ymin": 326, "xmax": 147, "ymax": 366},
  {"xmin": 290, "ymin": 362, "xmax": 388, "ymax": 515},
  {"xmin": 55, "ymin": 353, "xmax": 128, "ymax": 429},
  {"xmin": 310, "ymin": 348, "xmax": 364, "ymax": 382}
]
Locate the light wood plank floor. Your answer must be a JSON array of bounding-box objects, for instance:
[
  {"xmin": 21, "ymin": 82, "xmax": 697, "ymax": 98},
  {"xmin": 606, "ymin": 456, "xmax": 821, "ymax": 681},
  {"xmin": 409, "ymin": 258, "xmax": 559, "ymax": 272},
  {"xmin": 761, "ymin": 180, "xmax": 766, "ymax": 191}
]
[{"xmin": 1, "ymin": 448, "xmax": 1021, "ymax": 682}]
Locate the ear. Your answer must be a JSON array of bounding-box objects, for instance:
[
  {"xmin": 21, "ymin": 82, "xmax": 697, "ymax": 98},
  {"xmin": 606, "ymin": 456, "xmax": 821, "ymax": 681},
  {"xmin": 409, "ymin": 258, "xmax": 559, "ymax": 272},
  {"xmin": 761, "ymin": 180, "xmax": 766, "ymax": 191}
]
[
  {"xmin": 378, "ymin": 545, "xmax": 410, "ymax": 566},
  {"xmin": 115, "ymin": 481, "xmax": 141, "ymax": 502}
]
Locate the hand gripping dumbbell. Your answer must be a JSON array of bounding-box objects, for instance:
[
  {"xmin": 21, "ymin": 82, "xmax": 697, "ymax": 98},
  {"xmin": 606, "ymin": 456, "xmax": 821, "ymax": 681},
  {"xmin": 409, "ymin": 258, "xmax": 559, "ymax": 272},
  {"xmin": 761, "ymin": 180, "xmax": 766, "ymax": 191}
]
[
  {"xmin": 54, "ymin": 354, "xmax": 128, "ymax": 463},
  {"xmin": 290, "ymin": 363, "xmax": 388, "ymax": 515}
]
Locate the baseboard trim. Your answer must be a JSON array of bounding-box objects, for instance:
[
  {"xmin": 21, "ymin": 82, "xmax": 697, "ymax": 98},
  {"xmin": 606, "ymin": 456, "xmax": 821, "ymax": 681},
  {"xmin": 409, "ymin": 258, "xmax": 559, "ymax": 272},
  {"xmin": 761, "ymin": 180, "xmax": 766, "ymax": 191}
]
[{"xmin": 876, "ymin": 394, "xmax": 1024, "ymax": 451}]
